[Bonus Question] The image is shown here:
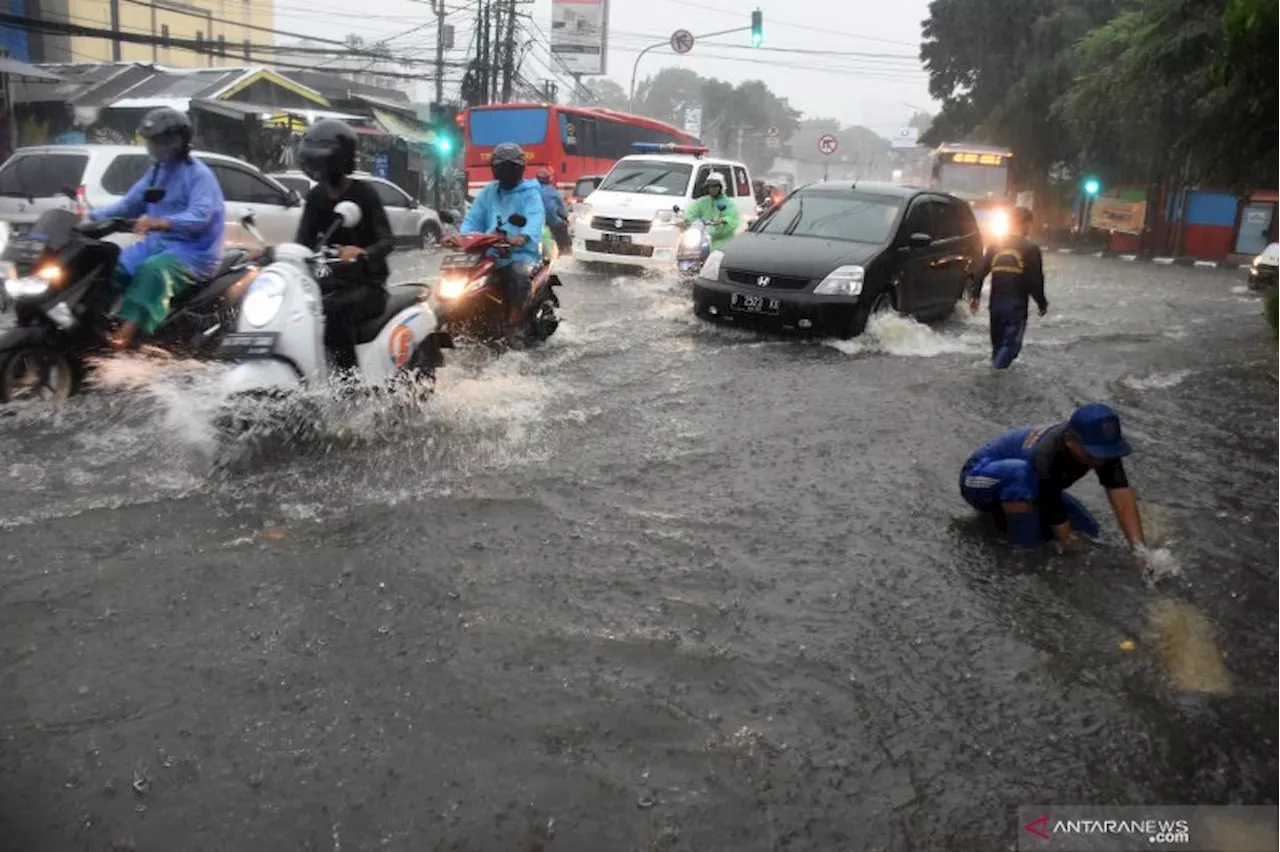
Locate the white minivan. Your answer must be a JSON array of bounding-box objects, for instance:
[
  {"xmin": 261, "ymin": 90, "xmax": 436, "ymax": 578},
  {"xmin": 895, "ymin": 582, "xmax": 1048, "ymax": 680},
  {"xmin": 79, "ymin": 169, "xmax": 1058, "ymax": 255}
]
[{"xmin": 571, "ymin": 149, "xmax": 757, "ymax": 271}]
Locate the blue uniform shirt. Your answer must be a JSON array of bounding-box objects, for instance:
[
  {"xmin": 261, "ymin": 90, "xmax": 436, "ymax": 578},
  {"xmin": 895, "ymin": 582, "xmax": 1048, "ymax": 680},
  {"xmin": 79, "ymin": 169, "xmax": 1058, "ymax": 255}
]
[
  {"xmin": 92, "ymin": 157, "xmax": 225, "ymax": 278},
  {"xmin": 538, "ymin": 183, "xmax": 567, "ymax": 227},
  {"xmin": 460, "ymin": 178, "xmax": 545, "ymax": 267}
]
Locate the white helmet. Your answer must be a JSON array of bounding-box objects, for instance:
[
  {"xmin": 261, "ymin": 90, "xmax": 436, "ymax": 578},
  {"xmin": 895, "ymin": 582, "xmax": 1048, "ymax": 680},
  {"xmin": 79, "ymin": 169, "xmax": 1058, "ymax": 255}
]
[{"xmin": 704, "ymin": 171, "xmax": 727, "ymax": 190}]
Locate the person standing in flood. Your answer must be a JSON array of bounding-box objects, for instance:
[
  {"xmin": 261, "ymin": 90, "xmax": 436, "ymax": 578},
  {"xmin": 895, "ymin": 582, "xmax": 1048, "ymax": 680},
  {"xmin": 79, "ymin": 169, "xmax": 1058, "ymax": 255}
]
[{"xmin": 968, "ymin": 206, "xmax": 1047, "ymax": 369}]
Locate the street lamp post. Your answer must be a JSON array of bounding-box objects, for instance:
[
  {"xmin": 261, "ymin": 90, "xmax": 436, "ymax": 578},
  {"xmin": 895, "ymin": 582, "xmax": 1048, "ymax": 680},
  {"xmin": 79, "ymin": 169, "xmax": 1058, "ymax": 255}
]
[{"xmin": 628, "ymin": 25, "xmax": 752, "ymax": 113}]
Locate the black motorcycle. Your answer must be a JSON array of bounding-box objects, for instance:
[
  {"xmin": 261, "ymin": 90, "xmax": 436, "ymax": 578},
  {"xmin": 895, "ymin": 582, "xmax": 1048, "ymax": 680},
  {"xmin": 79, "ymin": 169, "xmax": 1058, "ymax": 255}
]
[{"xmin": 0, "ymin": 204, "xmax": 253, "ymax": 402}]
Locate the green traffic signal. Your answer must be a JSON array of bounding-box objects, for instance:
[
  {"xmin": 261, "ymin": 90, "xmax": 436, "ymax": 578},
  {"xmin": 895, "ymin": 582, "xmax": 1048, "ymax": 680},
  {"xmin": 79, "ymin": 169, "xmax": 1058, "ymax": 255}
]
[
  {"xmin": 436, "ymin": 136, "xmax": 453, "ymax": 155},
  {"xmin": 1083, "ymin": 177, "xmax": 1100, "ymax": 196},
  {"xmin": 750, "ymin": 9, "xmax": 763, "ymax": 47}
]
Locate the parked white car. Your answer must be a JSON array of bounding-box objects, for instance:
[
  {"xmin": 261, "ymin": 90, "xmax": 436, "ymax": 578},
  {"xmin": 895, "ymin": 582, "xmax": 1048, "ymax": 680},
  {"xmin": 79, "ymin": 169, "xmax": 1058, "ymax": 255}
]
[
  {"xmin": 269, "ymin": 170, "xmax": 444, "ymax": 249},
  {"xmin": 0, "ymin": 144, "xmax": 304, "ymax": 247},
  {"xmin": 571, "ymin": 150, "xmax": 758, "ymax": 271},
  {"xmin": 1248, "ymin": 241, "xmax": 1278, "ymax": 291}
]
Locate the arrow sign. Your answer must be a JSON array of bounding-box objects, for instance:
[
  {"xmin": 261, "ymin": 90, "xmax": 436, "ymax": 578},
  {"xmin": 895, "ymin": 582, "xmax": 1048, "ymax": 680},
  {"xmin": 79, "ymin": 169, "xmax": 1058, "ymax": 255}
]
[
  {"xmin": 670, "ymin": 29, "xmax": 695, "ymax": 54},
  {"xmin": 818, "ymin": 133, "xmax": 838, "ymax": 155},
  {"xmin": 767, "ymin": 125, "xmax": 779, "ymax": 138}
]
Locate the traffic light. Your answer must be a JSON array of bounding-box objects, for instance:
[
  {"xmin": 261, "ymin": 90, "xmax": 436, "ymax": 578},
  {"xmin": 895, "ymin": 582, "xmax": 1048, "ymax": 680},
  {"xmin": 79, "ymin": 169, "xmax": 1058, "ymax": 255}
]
[
  {"xmin": 430, "ymin": 103, "xmax": 459, "ymax": 157},
  {"xmin": 436, "ymin": 135, "xmax": 453, "ymax": 155},
  {"xmin": 1083, "ymin": 177, "xmax": 1100, "ymax": 196},
  {"xmin": 750, "ymin": 9, "xmax": 763, "ymax": 47}
]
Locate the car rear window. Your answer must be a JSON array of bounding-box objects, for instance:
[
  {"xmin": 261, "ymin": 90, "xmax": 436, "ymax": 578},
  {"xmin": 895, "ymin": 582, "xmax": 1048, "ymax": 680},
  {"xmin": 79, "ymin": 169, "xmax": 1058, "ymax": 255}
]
[
  {"xmin": 599, "ymin": 160, "xmax": 692, "ymax": 196},
  {"xmin": 755, "ymin": 191, "xmax": 903, "ymax": 244},
  {"xmin": 0, "ymin": 153, "xmax": 90, "ymax": 199},
  {"xmin": 100, "ymin": 154, "xmax": 152, "ymax": 195}
]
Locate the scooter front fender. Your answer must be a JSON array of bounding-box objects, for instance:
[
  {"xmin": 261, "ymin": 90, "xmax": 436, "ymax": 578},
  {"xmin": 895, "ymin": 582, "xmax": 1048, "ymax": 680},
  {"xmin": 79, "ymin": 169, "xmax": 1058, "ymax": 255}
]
[
  {"xmin": 0, "ymin": 325, "xmax": 55, "ymax": 354},
  {"xmin": 222, "ymin": 360, "xmax": 301, "ymax": 397}
]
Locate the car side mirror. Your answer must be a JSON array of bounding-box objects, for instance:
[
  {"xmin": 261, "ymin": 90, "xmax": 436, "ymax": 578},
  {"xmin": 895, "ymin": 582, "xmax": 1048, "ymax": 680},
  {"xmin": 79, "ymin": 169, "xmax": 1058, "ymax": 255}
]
[
  {"xmin": 438, "ymin": 210, "xmax": 457, "ymax": 225},
  {"xmin": 334, "ymin": 200, "xmax": 362, "ymax": 229},
  {"xmin": 61, "ymin": 185, "xmax": 78, "ymax": 202},
  {"xmin": 284, "ymin": 188, "xmax": 301, "ymax": 208},
  {"xmin": 144, "ymin": 187, "xmax": 166, "ymax": 204},
  {"xmin": 508, "ymin": 212, "xmax": 528, "ymax": 228},
  {"xmin": 909, "ymin": 232, "xmax": 933, "ymax": 249},
  {"xmin": 408, "ymin": 199, "xmax": 419, "ymax": 209}
]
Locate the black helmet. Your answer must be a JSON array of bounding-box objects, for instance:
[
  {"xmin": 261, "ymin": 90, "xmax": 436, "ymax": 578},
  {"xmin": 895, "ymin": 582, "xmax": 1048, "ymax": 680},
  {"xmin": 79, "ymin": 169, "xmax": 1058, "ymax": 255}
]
[
  {"xmin": 299, "ymin": 119, "xmax": 358, "ymax": 186},
  {"xmin": 139, "ymin": 106, "xmax": 192, "ymax": 162},
  {"xmin": 491, "ymin": 142, "xmax": 526, "ymax": 191}
]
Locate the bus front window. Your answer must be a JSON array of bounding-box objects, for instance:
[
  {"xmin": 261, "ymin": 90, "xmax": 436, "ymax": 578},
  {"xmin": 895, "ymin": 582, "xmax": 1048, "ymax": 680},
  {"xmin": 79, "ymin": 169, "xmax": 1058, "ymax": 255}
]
[
  {"xmin": 937, "ymin": 163, "xmax": 1009, "ymax": 197},
  {"xmin": 469, "ymin": 107, "xmax": 550, "ymax": 146}
]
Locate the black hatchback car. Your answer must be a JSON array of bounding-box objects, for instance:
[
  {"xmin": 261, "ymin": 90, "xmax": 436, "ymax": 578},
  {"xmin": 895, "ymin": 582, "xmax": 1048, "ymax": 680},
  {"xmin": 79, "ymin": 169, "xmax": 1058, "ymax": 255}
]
[{"xmin": 692, "ymin": 182, "xmax": 983, "ymax": 338}]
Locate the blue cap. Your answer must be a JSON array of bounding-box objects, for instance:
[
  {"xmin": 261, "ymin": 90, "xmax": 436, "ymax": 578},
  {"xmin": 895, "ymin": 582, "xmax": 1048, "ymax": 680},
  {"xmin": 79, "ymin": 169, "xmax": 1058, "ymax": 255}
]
[{"xmin": 1068, "ymin": 403, "xmax": 1131, "ymax": 459}]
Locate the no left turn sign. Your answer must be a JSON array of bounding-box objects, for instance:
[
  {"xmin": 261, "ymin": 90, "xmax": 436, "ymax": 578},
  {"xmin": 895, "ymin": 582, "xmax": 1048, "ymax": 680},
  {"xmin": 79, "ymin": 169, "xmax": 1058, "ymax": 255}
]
[
  {"xmin": 818, "ymin": 133, "xmax": 838, "ymax": 155},
  {"xmin": 670, "ymin": 29, "xmax": 695, "ymax": 54}
]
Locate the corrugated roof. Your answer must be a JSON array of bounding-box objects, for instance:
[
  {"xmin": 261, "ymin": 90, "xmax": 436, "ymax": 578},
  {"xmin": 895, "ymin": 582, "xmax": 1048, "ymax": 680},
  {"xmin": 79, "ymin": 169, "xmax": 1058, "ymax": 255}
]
[
  {"xmin": 10, "ymin": 62, "xmax": 141, "ymax": 105},
  {"xmin": 279, "ymin": 69, "xmax": 410, "ymax": 103},
  {"xmin": 114, "ymin": 68, "xmax": 242, "ymax": 101}
]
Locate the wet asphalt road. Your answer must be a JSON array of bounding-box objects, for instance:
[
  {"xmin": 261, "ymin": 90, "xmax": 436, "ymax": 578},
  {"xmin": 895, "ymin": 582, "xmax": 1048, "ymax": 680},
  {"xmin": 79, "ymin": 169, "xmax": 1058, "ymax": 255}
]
[{"xmin": 0, "ymin": 251, "xmax": 1276, "ymax": 851}]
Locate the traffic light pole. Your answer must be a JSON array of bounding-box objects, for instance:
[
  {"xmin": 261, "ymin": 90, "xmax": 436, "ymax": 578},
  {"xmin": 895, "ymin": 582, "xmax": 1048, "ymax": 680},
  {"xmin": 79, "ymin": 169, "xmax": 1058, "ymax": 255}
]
[{"xmin": 628, "ymin": 26, "xmax": 749, "ymax": 112}]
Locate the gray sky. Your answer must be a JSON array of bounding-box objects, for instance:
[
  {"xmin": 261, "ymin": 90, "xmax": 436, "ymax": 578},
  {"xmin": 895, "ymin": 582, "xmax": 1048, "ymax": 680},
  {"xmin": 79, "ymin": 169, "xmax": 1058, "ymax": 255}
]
[{"xmin": 275, "ymin": 0, "xmax": 936, "ymax": 137}]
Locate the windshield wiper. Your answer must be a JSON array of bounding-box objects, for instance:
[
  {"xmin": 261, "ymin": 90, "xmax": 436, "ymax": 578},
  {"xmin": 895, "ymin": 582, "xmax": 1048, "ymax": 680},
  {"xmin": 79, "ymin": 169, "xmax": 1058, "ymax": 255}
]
[{"xmin": 783, "ymin": 195, "xmax": 805, "ymax": 235}]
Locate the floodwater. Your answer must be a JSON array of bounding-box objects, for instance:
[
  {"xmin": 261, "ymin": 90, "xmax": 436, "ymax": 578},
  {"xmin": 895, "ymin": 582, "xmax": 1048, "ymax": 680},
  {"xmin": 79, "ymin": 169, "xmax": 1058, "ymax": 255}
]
[{"xmin": 0, "ymin": 253, "xmax": 1275, "ymax": 850}]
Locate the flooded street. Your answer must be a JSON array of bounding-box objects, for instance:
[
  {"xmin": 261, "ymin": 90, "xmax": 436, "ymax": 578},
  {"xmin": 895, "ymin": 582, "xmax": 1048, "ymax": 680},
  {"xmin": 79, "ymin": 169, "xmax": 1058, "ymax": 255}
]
[{"xmin": 0, "ymin": 252, "xmax": 1275, "ymax": 850}]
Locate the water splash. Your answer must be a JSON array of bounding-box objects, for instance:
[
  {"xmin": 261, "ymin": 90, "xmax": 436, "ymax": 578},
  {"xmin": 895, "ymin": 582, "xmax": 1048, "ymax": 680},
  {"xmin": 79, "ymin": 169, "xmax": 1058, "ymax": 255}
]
[
  {"xmin": 824, "ymin": 310, "xmax": 975, "ymax": 357},
  {"xmin": 1121, "ymin": 370, "xmax": 1192, "ymax": 391}
]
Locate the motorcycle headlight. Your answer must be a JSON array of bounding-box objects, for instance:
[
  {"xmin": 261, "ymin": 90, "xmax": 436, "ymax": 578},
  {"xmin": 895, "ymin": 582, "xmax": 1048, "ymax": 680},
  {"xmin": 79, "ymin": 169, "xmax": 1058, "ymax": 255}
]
[
  {"xmin": 3, "ymin": 276, "xmax": 50, "ymax": 300},
  {"xmin": 654, "ymin": 209, "xmax": 677, "ymax": 225},
  {"xmin": 437, "ymin": 276, "xmax": 468, "ymax": 300},
  {"xmin": 242, "ymin": 271, "xmax": 286, "ymax": 327},
  {"xmin": 699, "ymin": 250, "xmax": 724, "ymax": 281},
  {"xmin": 680, "ymin": 227, "xmax": 704, "ymax": 250},
  {"xmin": 813, "ymin": 265, "xmax": 865, "ymax": 296},
  {"xmin": 986, "ymin": 209, "xmax": 1010, "ymax": 240}
]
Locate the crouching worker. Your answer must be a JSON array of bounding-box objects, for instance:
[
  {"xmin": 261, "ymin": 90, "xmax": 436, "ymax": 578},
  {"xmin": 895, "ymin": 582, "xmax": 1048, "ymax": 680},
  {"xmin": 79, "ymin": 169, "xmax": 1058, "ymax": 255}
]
[
  {"xmin": 959, "ymin": 403, "xmax": 1148, "ymax": 568},
  {"xmin": 90, "ymin": 107, "xmax": 225, "ymax": 351}
]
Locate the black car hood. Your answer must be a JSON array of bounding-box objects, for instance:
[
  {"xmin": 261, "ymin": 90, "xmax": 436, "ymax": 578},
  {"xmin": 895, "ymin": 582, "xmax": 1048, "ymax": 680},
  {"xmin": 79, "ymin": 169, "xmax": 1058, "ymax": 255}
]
[{"xmin": 719, "ymin": 233, "xmax": 882, "ymax": 278}]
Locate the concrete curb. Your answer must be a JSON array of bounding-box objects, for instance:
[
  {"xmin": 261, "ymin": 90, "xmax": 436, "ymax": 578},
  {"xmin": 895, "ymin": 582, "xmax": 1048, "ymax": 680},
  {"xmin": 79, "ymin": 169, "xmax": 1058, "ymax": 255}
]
[{"xmin": 1049, "ymin": 247, "xmax": 1244, "ymax": 269}]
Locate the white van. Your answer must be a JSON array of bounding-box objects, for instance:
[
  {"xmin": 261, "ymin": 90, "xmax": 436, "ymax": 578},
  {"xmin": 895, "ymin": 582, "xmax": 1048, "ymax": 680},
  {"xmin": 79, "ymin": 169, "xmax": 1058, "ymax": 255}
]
[{"xmin": 571, "ymin": 147, "xmax": 757, "ymax": 271}]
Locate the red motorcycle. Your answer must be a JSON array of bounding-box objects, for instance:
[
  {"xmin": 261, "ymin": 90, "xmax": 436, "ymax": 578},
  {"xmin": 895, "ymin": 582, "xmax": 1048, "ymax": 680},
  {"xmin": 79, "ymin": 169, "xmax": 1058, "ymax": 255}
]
[{"xmin": 431, "ymin": 212, "xmax": 562, "ymax": 347}]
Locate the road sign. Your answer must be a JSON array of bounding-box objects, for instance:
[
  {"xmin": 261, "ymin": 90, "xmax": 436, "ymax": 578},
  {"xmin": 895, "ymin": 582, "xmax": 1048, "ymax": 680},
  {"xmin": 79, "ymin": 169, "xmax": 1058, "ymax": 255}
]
[
  {"xmin": 683, "ymin": 105, "xmax": 702, "ymax": 137},
  {"xmin": 818, "ymin": 133, "xmax": 838, "ymax": 155},
  {"xmin": 670, "ymin": 29, "xmax": 695, "ymax": 54},
  {"xmin": 373, "ymin": 152, "xmax": 390, "ymax": 179},
  {"xmin": 766, "ymin": 136, "xmax": 781, "ymax": 149},
  {"xmin": 767, "ymin": 125, "xmax": 779, "ymax": 138},
  {"xmin": 890, "ymin": 126, "xmax": 918, "ymax": 149}
]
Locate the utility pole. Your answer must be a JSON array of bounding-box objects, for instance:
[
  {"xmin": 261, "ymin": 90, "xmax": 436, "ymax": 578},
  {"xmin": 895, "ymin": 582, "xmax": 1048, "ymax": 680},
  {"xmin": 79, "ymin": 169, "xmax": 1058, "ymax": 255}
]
[
  {"xmin": 433, "ymin": 0, "xmax": 446, "ymax": 211},
  {"xmin": 109, "ymin": 0, "xmax": 121, "ymax": 60},
  {"xmin": 736, "ymin": 126, "xmax": 743, "ymax": 161},
  {"xmin": 489, "ymin": 1, "xmax": 501, "ymax": 104},
  {"xmin": 500, "ymin": 0, "xmax": 517, "ymax": 102}
]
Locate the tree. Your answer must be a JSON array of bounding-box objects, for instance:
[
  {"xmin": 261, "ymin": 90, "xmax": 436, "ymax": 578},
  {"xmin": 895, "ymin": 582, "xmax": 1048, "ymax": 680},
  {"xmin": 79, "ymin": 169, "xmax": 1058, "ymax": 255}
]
[{"xmin": 583, "ymin": 78, "xmax": 628, "ymax": 110}]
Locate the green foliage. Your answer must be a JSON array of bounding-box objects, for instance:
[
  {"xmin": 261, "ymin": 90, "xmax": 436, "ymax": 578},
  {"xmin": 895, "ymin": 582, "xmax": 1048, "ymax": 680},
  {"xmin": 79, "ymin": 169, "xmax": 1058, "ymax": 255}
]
[{"xmin": 1264, "ymin": 286, "xmax": 1279, "ymax": 339}]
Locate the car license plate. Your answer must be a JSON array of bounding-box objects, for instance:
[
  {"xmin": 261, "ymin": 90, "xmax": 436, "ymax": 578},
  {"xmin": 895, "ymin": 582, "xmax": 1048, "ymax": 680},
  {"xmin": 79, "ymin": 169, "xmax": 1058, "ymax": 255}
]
[
  {"xmin": 601, "ymin": 233, "xmax": 632, "ymax": 245},
  {"xmin": 216, "ymin": 331, "xmax": 279, "ymax": 359},
  {"xmin": 730, "ymin": 293, "xmax": 780, "ymax": 315}
]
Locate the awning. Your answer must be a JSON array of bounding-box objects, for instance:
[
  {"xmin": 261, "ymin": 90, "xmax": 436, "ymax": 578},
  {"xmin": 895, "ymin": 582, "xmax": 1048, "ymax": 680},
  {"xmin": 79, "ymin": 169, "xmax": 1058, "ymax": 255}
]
[
  {"xmin": 187, "ymin": 99, "xmax": 364, "ymax": 125},
  {"xmin": 0, "ymin": 58, "xmax": 60, "ymax": 81},
  {"xmin": 110, "ymin": 96, "xmax": 190, "ymax": 111},
  {"xmin": 372, "ymin": 108, "xmax": 435, "ymax": 145}
]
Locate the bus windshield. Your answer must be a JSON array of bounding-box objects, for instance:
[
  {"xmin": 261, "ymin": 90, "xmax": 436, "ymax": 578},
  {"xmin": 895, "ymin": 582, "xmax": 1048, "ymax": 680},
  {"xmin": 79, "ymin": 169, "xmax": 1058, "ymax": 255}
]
[
  {"xmin": 598, "ymin": 160, "xmax": 692, "ymax": 195},
  {"xmin": 937, "ymin": 163, "xmax": 1008, "ymax": 197},
  {"xmin": 469, "ymin": 107, "xmax": 550, "ymax": 146}
]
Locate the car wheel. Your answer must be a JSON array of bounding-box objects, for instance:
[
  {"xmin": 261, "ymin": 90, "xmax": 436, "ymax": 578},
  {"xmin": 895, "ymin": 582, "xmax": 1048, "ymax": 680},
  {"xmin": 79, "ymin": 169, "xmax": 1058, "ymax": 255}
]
[
  {"xmin": 842, "ymin": 278, "xmax": 900, "ymax": 339},
  {"xmin": 418, "ymin": 222, "xmax": 443, "ymax": 251}
]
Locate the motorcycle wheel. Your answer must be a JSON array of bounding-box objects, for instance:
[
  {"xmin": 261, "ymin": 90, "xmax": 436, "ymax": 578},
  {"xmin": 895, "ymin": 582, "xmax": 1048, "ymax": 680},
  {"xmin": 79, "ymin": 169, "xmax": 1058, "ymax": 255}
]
[{"xmin": 0, "ymin": 347, "xmax": 77, "ymax": 403}]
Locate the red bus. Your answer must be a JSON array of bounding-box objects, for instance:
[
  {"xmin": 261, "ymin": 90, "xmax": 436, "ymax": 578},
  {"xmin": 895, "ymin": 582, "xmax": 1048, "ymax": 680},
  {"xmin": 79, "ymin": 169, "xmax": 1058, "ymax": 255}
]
[{"xmin": 458, "ymin": 103, "xmax": 699, "ymax": 194}]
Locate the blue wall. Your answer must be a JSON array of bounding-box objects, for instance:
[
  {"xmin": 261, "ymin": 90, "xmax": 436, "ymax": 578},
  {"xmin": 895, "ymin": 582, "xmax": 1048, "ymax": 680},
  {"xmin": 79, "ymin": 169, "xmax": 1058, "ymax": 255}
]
[
  {"xmin": 0, "ymin": 0, "xmax": 29, "ymax": 61},
  {"xmin": 1185, "ymin": 190, "xmax": 1239, "ymax": 227}
]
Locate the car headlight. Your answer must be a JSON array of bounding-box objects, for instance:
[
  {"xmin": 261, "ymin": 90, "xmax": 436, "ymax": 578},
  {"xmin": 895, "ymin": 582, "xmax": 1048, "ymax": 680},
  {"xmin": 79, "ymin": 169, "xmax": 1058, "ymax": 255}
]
[
  {"xmin": 1252, "ymin": 256, "xmax": 1262, "ymax": 268},
  {"xmin": 680, "ymin": 227, "xmax": 704, "ymax": 250},
  {"xmin": 242, "ymin": 271, "xmax": 286, "ymax": 327},
  {"xmin": 654, "ymin": 209, "xmax": 677, "ymax": 225},
  {"xmin": 575, "ymin": 203, "xmax": 593, "ymax": 222},
  {"xmin": 700, "ymin": 250, "xmax": 724, "ymax": 280},
  {"xmin": 813, "ymin": 265, "xmax": 865, "ymax": 296},
  {"xmin": 3, "ymin": 276, "xmax": 50, "ymax": 300}
]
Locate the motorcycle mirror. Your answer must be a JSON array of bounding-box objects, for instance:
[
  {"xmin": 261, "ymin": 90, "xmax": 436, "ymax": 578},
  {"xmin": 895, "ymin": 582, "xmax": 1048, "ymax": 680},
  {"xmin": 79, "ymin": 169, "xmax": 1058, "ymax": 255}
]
[
  {"xmin": 334, "ymin": 200, "xmax": 362, "ymax": 229},
  {"xmin": 144, "ymin": 186, "xmax": 166, "ymax": 204},
  {"xmin": 508, "ymin": 213, "xmax": 527, "ymax": 228}
]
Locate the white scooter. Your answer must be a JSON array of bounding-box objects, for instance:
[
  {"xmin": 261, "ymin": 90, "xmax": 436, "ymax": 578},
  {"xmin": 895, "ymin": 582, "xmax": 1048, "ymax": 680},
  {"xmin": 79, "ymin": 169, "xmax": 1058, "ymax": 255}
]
[{"xmin": 215, "ymin": 200, "xmax": 443, "ymax": 407}]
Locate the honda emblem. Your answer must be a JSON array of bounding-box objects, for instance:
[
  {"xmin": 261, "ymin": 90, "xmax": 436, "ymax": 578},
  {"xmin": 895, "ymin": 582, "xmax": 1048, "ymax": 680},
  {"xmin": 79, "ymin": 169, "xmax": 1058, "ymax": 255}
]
[{"xmin": 756, "ymin": 275, "xmax": 771, "ymax": 287}]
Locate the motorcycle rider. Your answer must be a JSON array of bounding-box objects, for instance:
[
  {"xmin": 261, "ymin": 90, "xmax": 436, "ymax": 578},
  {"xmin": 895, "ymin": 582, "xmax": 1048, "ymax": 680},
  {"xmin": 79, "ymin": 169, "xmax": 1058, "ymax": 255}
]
[
  {"xmin": 293, "ymin": 119, "xmax": 395, "ymax": 372},
  {"xmin": 682, "ymin": 172, "xmax": 740, "ymax": 252},
  {"xmin": 536, "ymin": 167, "xmax": 571, "ymax": 255},
  {"xmin": 89, "ymin": 107, "xmax": 225, "ymax": 351},
  {"xmin": 451, "ymin": 142, "xmax": 544, "ymax": 343}
]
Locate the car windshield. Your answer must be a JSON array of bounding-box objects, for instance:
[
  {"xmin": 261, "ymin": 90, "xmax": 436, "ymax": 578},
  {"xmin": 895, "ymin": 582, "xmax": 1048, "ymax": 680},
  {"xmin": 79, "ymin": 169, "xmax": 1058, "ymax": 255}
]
[
  {"xmin": 598, "ymin": 160, "xmax": 692, "ymax": 195},
  {"xmin": 754, "ymin": 192, "xmax": 903, "ymax": 243}
]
